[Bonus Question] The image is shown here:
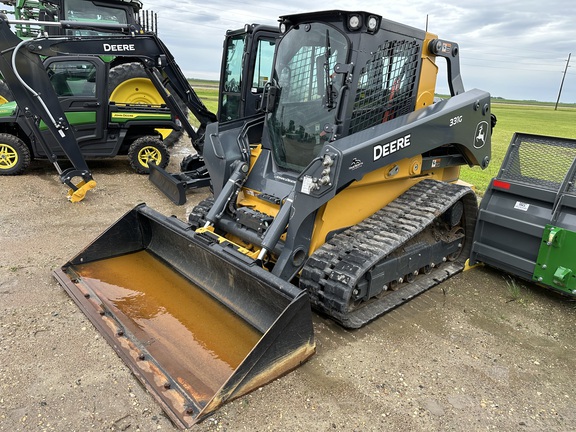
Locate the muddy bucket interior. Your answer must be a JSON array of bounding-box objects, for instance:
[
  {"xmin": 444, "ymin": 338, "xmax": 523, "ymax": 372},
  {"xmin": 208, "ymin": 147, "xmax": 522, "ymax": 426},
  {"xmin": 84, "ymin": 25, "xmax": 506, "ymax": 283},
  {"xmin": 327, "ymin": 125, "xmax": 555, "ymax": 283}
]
[{"xmin": 53, "ymin": 204, "xmax": 315, "ymax": 429}]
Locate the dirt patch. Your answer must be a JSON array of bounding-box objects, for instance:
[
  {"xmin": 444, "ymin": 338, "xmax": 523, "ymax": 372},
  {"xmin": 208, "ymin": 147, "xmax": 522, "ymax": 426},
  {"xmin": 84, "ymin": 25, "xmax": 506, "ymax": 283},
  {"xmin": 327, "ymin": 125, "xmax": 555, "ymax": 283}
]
[{"xmin": 1, "ymin": 142, "xmax": 575, "ymax": 431}]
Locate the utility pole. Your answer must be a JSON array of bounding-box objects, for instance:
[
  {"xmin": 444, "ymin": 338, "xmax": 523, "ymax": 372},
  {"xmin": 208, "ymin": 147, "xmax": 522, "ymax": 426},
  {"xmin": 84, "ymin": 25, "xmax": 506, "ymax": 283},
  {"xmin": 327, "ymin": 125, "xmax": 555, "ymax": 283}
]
[{"xmin": 555, "ymin": 53, "xmax": 571, "ymax": 110}]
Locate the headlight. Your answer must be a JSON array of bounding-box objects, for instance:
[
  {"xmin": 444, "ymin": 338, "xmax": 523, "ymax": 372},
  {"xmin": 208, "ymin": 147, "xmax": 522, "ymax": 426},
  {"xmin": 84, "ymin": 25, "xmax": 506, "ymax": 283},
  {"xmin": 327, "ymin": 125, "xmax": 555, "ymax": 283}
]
[
  {"xmin": 348, "ymin": 14, "xmax": 361, "ymax": 31},
  {"xmin": 367, "ymin": 15, "xmax": 379, "ymax": 32}
]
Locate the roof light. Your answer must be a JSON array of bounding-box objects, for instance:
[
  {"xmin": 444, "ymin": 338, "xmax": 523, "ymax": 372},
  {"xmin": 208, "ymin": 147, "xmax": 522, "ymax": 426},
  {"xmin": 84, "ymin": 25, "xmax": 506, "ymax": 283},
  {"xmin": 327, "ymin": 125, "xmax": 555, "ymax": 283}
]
[
  {"xmin": 367, "ymin": 15, "xmax": 379, "ymax": 32},
  {"xmin": 348, "ymin": 14, "xmax": 361, "ymax": 31}
]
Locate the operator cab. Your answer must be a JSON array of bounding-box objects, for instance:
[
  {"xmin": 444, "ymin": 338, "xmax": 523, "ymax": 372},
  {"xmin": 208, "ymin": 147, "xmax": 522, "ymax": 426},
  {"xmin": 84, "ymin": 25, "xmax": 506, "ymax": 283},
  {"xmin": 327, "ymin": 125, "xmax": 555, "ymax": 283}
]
[
  {"xmin": 263, "ymin": 10, "xmax": 424, "ymax": 173},
  {"xmin": 62, "ymin": 0, "xmax": 132, "ymax": 36}
]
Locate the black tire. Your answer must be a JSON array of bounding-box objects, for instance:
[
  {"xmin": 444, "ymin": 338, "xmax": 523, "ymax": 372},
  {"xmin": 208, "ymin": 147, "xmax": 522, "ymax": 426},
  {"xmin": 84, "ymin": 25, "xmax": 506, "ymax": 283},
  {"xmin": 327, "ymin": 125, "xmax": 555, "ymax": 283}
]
[
  {"xmin": 0, "ymin": 80, "xmax": 14, "ymax": 104},
  {"xmin": 128, "ymin": 136, "xmax": 169, "ymax": 174},
  {"xmin": 108, "ymin": 62, "xmax": 187, "ymax": 147},
  {"xmin": 0, "ymin": 133, "xmax": 31, "ymax": 175}
]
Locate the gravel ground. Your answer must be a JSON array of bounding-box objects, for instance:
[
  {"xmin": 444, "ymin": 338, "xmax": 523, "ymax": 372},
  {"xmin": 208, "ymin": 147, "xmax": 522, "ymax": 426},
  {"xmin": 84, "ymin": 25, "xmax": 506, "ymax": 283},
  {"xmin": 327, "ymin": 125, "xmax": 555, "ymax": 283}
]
[{"xmin": 1, "ymin": 141, "xmax": 575, "ymax": 431}]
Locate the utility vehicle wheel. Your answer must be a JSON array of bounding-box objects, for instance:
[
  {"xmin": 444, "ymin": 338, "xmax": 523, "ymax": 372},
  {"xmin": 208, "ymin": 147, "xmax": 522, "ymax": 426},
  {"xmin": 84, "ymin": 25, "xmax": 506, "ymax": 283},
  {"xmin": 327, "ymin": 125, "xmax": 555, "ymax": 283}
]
[
  {"xmin": 0, "ymin": 134, "xmax": 31, "ymax": 175},
  {"xmin": 128, "ymin": 136, "xmax": 169, "ymax": 174},
  {"xmin": 108, "ymin": 62, "xmax": 186, "ymax": 147},
  {"xmin": 0, "ymin": 80, "xmax": 14, "ymax": 105}
]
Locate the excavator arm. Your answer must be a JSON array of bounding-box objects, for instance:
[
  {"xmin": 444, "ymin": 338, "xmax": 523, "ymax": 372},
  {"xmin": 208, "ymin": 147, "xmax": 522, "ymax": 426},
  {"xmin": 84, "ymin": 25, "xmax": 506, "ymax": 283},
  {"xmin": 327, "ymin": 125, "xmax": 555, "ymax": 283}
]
[
  {"xmin": 0, "ymin": 16, "xmax": 97, "ymax": 201},
  {"xmin": 0, "ymin": 16, "xmax": 217, "ymax": 200}
]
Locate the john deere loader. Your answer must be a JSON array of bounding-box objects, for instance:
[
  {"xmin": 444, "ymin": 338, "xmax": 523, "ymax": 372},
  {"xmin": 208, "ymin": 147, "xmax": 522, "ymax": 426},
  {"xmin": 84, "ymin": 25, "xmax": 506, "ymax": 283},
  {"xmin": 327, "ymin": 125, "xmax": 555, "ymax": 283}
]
[
  {"xmin": 0, "ymin": 14, "xmax": 277, "ymax": 200},
  {"xmin": 53, "ymin": 10, "xmax": 493, "ymax": 428},
  {"xmin": 0, "ymin": 15, "xmax": 218, "ymax": 200}
]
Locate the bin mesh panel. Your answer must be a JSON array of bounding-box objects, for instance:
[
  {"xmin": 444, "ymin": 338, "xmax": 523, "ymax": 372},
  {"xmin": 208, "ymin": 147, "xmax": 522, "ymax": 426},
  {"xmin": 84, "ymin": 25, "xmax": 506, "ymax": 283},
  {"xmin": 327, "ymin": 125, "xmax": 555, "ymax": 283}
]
[{"xmin": 499, "ymin": 134, "xmax": 576, "ymax": 193}]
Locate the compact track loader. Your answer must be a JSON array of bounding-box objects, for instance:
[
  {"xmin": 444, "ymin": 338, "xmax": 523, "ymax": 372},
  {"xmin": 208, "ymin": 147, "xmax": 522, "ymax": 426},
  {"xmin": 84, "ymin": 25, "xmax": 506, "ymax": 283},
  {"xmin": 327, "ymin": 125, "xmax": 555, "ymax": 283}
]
[
  {"xmin": 53, "ymin": 10, "xmax": 494, "ymax": 428},
  {"xmin": 149, "ymin": 24, "xmax": 279, "ymax": 203}
]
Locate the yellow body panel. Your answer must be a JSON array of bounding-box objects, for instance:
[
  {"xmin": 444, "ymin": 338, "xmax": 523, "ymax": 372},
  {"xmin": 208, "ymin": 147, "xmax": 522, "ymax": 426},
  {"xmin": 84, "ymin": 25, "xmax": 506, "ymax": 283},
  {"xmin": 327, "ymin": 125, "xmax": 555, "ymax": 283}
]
[
  {"xmin": 416, "ymin": 32, "xmax": 440, "ymax": 110},
  {"xmin": 309, "ymin": 167, "xmax": 457, "ymax": 254}
]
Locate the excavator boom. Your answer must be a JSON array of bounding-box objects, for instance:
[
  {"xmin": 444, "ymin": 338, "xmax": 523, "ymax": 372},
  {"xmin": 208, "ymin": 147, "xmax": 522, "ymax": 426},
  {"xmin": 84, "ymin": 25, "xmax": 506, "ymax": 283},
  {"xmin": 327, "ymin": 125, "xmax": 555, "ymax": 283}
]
[{"xmin": 0, "ymin": 16, "xmax": 216, "ymax": 200}]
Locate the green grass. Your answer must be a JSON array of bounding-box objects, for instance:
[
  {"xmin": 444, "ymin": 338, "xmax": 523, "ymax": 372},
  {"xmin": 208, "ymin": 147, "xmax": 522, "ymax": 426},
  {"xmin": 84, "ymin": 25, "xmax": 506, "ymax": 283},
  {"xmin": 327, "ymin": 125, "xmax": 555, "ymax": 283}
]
[
  {"xmin": 193, "ymin": 88, "xmax": 218, "ymax": 112},
  {"xmin": 187, "ymin": 78, "xmax": 219, "ymax": 89},
  {"xmin": 504, "ymin": 276, "xmax": 532, "ymax": 305},
  {"xmin": 186, "ymin": 84, "xmax": 218, "ymax": 128},
  {"xmin": 460, "ymin": 103, "xmax": 576, "ymax": 193}
]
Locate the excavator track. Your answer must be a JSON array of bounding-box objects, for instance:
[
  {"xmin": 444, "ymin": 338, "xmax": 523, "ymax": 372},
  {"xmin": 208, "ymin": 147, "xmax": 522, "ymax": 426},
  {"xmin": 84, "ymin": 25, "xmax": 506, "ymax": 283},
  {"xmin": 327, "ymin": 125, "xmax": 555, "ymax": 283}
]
[{"xmin": 300, "ymin": 179, "xmax": 478, "ymax": 328}]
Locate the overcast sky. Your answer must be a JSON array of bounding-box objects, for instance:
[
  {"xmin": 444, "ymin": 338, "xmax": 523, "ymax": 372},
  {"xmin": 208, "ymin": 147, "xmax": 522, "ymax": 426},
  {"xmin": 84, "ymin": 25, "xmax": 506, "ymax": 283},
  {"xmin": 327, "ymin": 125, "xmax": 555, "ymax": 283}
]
[{"xmin": 145, "ymin": 0, "xmax": 575, "ymax": 103}]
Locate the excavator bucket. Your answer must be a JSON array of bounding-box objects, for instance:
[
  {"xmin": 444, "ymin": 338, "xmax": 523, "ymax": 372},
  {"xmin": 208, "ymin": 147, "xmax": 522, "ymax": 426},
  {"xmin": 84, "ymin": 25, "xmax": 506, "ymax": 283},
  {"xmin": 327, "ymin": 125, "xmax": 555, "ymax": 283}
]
[{"xmin": 53, "ymin": 204, "xmax": 315, "ymax": 429}]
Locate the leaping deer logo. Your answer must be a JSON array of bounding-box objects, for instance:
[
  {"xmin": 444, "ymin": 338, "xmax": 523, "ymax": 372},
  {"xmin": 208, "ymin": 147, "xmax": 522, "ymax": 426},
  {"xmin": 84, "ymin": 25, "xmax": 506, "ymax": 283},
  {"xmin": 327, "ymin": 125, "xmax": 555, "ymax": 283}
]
[{"xmin": 474, "ymin": 121, "xmax": 489, "ymax": 148}]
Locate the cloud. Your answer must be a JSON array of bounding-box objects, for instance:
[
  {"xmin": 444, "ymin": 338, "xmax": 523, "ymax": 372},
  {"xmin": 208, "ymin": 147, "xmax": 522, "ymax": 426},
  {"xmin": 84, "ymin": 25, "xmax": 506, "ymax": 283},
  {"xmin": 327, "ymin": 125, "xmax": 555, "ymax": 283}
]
[{"xmin": 145, "ymin": 0, "xmax": 576, "ymax": 102}]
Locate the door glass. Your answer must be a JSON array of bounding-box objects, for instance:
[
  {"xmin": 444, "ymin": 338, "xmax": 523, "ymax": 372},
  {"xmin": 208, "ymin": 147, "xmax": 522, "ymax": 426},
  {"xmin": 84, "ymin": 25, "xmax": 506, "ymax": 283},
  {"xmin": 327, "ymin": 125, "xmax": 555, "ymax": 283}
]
[
  {"xmin": 47, "ymin": 60, "xmax": 97, "ymax": 97},
  {"xmin": 266, "ymin": 23, "xmax": 348, "ymax": 171},
  {"xmin": 252, "ymin": 38, "xmax": 276, "ymax": 91},
  {"xmin": 220, "ymin": 34, "xmax": 245, "ymax": 121}
]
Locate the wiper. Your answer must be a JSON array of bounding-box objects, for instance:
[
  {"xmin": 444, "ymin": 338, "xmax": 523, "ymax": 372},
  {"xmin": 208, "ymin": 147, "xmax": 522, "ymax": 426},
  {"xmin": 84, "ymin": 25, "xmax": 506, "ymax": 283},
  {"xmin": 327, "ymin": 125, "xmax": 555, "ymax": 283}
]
[{"xmin": 323, "ymin": 29, "xmax": 336, "ymax": 110}]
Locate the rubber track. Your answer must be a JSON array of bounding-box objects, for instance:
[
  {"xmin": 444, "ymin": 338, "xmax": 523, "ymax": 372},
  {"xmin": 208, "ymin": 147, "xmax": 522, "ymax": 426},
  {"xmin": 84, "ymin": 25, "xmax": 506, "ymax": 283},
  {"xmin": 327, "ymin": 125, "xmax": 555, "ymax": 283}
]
[{"xmin": 300, "ymin": 179, "xmax": 478, "ymax": 328}]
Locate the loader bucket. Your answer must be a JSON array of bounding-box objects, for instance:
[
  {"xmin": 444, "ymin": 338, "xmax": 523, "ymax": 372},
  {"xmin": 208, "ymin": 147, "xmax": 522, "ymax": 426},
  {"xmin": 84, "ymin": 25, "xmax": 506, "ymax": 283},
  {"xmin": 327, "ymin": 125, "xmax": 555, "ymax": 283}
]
[{"xmin": 53, "ymin": 204, "xmax": 315, "ymax": 429}]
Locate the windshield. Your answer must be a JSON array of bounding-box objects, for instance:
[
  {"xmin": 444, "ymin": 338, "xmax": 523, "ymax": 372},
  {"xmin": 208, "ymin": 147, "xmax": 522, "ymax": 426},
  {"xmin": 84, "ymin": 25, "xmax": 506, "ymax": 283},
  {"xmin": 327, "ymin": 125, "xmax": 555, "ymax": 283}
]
[
  {"xmin": 64, "ymin": 0, "xmax": 128, "ymax": 36},
  {"xmin": 266, "ymin": 23, "xmax": 348, "ymax": 172}
]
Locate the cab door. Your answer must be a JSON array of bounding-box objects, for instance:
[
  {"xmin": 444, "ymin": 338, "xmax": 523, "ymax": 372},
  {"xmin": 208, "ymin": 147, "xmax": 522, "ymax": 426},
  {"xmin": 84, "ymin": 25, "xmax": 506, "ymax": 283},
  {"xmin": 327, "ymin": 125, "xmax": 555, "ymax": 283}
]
[
  {"xmin": 219, "ymin": 26, "xmax": 277, "ymax": 123},
  {"xmin": 36, "ymin": 56, "xmax": 107, "ymax": 157}
]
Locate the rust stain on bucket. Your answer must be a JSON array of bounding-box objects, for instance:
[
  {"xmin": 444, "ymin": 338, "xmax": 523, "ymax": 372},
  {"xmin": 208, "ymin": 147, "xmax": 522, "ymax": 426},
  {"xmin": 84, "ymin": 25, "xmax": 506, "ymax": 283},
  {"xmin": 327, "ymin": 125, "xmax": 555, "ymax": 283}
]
[{"xmin": 72, "ymin": 250, "xmax": 262, "ymax": 405}]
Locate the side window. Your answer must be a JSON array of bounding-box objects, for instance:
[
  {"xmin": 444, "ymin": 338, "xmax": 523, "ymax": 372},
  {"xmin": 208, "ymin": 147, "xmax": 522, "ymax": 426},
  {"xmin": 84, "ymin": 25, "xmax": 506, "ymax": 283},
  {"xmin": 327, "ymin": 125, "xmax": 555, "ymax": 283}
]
[
  {"xmin": 220, "ymin": 35, "xmax": 246, "ymax": 122},
  {"xmin": 224, "ymin": 36, "xmax": 245, "ymax": 93},
  {"xmin": 47, "ymin": 61, "xmax": 97, "ymax": 97},
  {"xmin": 251, "ymin": 38, "xmax": 276, "ymax": 90},
  {"xmin": 350, "ymin": 40, "xmax": 419, "ymax": 134}
]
